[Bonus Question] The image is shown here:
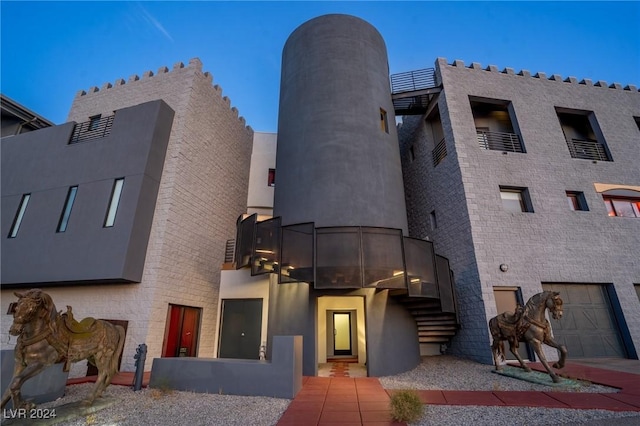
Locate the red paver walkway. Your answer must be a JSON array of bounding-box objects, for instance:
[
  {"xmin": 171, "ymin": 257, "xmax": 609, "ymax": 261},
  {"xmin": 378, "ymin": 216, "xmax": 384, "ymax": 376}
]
[
  {"xmin": 277, "ymin": 376, "xmax": 404, "ymax": 426},
  {"xmin": 277, "ymin": 362, "xmax": 640, "ymax": 425}
]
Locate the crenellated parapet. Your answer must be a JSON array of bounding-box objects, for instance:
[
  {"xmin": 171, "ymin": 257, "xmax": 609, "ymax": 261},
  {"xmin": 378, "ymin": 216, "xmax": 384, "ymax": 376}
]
[
  {"xmin": 437, "ymin": 57, "xmax": 638, "ymax": 92},
  {"xmin": 73, "ymin": 57, "xmax": 251, "ymax": 131}
]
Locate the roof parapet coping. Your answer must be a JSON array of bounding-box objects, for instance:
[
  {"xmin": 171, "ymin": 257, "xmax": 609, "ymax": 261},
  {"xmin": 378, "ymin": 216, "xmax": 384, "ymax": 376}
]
[
  {"xmin": 441, "ymin": 57, "xmax": 638, "ymax": 92},
  {"xmin": 74, "ymin": 57, "xmax": 252, "ymax": 132}
]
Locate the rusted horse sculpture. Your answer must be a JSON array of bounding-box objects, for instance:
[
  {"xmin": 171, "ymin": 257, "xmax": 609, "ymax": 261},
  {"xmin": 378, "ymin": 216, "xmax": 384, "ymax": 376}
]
[
  {"xmin": 489, "ymin": 291, "xmax": 568, "ymax": 383},
  {"xmin": 1, "ymin": 289, "xmax": 125, "ymax": 410}
]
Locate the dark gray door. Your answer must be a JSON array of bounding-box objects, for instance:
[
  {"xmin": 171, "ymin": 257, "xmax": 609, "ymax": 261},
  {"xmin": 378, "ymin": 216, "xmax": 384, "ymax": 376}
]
[
  {"xmin": 542, "ymin": 283, "xmax": 625, "ymax": 358},
  {"xmin": 493, "ymin": 288, "xmax": 531, "ymax": 361},
  {"xmin": 219, "ymin": 299, "xmax": 262, "ymax": 359}
]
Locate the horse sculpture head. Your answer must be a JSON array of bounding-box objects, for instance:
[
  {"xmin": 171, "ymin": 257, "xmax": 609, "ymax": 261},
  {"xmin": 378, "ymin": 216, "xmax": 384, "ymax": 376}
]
[
  {"xmin": 9, "ymin": 289, "xmax": 56, "ymax": 336},
  {"xmin": 545, "ymin": 291, "xmax": 563, "ymax": 320}
]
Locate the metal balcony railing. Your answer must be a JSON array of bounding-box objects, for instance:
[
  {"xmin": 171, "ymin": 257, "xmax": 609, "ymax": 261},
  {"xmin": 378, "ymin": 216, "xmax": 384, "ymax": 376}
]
[
  {"xmin": 69, "ymin": 114, "xmax": 115, "ymax": 144},
  {"xmin": 566, "ymin": 138, "xmax": 610, "ymax": 161},
  {"xmin": 390, "ymin": 68, "xmax": 437, "ymax": 94},
  {"xmin": 477, "ymin": 130, "xmax": 524, "ymax": 153},
  {"xmin": 432, "ymin": 138, "xmax": 447, "ymax": 166}
]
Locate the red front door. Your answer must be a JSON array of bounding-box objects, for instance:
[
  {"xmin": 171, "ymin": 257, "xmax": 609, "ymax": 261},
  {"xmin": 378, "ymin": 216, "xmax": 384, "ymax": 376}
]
[{"xmin": 162, "ymin": 304, "xmax": 201, "ymax": 357}]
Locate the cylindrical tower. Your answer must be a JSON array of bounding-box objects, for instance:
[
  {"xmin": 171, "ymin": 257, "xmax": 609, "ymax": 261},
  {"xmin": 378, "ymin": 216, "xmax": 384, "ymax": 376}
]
[{"xmin": 274, "ymin": 14, "xmax": 408, "ymax": 232}]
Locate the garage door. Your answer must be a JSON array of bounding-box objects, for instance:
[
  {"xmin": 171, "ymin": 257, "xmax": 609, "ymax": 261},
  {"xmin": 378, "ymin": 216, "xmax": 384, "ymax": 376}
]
[{"xmin": 542, "ymin": 283, "xmax": 626, "ymax": 358}]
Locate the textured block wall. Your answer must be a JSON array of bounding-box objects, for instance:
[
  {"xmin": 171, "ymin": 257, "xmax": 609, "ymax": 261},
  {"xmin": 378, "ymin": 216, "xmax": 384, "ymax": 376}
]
[
  {"xmin": 401, "ymin": 58, "xmax": 640, "ymax": 363},
  {"xmin": 1, "ymin": 58, "xmax": 253, "ymax": 371}
]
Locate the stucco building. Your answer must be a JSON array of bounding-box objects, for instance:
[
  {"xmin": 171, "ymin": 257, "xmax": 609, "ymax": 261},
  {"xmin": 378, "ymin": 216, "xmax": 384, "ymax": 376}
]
[{"xmin": 2, "ymin": 14, "xmax": 639, "ymax": 378}]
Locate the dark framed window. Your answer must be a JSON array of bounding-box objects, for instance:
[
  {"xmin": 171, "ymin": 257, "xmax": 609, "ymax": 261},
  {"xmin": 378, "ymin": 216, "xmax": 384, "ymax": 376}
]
[
  {"xmin": 500, "ymin": 186, "xmax": 533, "ymax": 213},
  {"xmin": 8, "ymin": 193, "xmax": 31, "ymax": 238},
  {"xmin": 104, "ymin": 178, "xmax": 124, "ymax": 227},
  {"xmin": 57, "ymin": 186, "xmax": 78, "ymax": 232},
  {"xmin": 566, "ymin": 191, "xmax": 588, "ymax": 211},
  {"xmin": 604, "ymin": 196, "xmax": 640, "ymax": 218},
  {"xmin": 268, "ymin": 169, "xmax": 276, "ymax": 187}
]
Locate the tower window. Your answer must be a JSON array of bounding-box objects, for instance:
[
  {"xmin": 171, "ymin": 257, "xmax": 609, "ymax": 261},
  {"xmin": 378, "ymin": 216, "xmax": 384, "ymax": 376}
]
[{"xmin": 380, "ymin": 108, "xmax": 389, "ymax": 133}]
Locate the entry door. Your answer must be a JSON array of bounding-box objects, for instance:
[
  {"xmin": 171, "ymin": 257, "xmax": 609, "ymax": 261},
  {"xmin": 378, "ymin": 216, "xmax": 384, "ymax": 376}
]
[
  {"xmin": 219, "ymin": 299, "xmax": 262, "ymax": 359},
  {"xmin": 333, "ymin": 312, "xmax": 352, "ymax": 355},
  {"xmin": 493, "ymin": 288, "xmax": 532, "ymax": 361},
  {"xmin": 162, "ymin": 304, "xmax": 201, "ymax": 358}
]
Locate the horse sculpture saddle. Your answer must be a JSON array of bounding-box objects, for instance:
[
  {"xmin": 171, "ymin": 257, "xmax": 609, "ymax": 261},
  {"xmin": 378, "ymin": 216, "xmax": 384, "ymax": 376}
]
[{"xmin": 60, "ymin": 306, "xmax": 98, "ymax": 336}]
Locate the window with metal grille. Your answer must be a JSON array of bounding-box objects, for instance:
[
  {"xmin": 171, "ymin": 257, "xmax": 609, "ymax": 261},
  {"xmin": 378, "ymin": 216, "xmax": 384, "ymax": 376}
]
[
  {"xmin": 470, "ymin": 97, "xmax": 525, "ymax": 153},
  {"xmin": 556, "ymin": 108, "xmax": 611, "ymax": 161}
]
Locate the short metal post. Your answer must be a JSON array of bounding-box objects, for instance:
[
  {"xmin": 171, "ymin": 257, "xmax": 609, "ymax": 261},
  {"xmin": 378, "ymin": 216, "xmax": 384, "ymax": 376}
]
[{"xmin": 133, "ymin": 343, "xmax": 147, "ymax": 391}]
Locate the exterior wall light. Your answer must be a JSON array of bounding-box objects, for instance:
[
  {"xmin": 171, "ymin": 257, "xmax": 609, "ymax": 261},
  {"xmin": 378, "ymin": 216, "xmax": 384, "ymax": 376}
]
[{"xmin": 499, "ymin": 264, "xmax": 509, "ymax": 272}]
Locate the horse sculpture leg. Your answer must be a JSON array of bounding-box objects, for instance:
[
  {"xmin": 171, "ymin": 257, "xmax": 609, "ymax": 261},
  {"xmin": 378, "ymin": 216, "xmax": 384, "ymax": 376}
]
[
  {"xmin": 543, "ymin": 335, "xmax": 568, "ymax": 369},
  {"xmin": 507, "ymin": 339, "xmax": 532, "ymax": 372},
  {"xmin": 529, "ymin": 338, "xmax": 561, "ymax": 383},
  {"xmin": 1, "ymin": 362, "xmax": 48, "ymax": 410},
  {"xmin": 83, "ymin": 324, "xmax": 125, "ymax": 405}
]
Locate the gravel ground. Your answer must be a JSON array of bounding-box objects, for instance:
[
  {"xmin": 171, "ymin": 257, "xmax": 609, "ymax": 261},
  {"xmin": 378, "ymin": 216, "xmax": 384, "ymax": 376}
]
[{"xmin": 31, "ymin": 356, "xmax": 640, "ymax": 426}]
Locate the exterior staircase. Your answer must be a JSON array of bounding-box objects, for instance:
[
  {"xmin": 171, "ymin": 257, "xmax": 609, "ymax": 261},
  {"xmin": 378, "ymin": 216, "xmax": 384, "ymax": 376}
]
[{"xmin": 394, "ymin": 295, "xmax": 459, "ymax": 346}]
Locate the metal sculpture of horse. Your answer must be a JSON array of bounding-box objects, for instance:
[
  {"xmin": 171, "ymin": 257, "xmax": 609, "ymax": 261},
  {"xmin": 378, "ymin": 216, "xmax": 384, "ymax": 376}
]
[
  {"xmin": 489, "ymin": 291, "xmax": 568, "ymax": 383},
  {"xmin": 1, "ymin": 289, "xmax": 126, "ymax": 410}
]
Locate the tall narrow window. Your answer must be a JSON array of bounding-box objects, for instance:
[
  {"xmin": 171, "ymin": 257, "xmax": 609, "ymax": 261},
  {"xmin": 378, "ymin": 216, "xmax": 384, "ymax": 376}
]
[
  {"xmin": 380, "ymin": 108, "xmax": 389, "ymax": 133},
  {"xmin": 57, "ymin": 186, "xmax": 78, "ymax": 232},
  {"xmin": 268, "ymin": 168, "xmax": 276, "ymax": 187},
  {"xmin": 104, "ymin": 178, "xmax": 124, "ymax": 227},
  {"xmin": 429, "ymin": 210, "xmax": 437, "ymax": 230},
  {"xmin": 8, "ymin": 194, "xmax": 30, "ymax": 238}
]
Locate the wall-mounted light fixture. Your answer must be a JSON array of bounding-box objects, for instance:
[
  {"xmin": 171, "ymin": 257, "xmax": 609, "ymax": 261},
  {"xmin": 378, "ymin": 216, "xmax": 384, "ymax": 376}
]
[{"xmin": 499, "ymin": 264, "xmax": 509, "ymax": 272}]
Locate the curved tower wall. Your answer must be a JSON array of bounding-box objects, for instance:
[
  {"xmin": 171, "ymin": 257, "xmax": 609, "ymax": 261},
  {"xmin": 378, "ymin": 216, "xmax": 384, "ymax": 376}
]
[{"xmin": 274, "ymin": 14, "xmax": 408, "ymax": 232}]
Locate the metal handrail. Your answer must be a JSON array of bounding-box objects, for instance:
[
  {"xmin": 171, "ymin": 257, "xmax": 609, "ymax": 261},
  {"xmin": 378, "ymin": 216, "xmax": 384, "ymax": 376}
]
[
  {"xmin": 390, "ymin": 68, "xmax": 437, "ymax": 94},
  {"xmin": 69, "ymin": 115, "xmax": 115, "ymax": 144},
  {"xmin": 566, "ymin": 138, "xmax": 610, "ymax": 161},
  {"xmin": 477, "ymin": 130, "xmax": 524, "ymax": 153},
  {"xmin": 432, "ymin": 138, "xmax": 447, "ymax": 166}
]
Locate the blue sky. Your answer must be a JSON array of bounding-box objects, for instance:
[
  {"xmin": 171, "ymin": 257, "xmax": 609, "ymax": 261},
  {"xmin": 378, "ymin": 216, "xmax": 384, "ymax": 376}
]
[{"xmin": 2, "ymin": 1, "xmax": 639, "ymax": 132}]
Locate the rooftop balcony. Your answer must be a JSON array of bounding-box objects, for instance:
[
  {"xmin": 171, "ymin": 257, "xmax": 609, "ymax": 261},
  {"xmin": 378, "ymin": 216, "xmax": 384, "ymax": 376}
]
[{"xmin": 390, "ymin": 68, "xmax": 441, "ymax": 115}]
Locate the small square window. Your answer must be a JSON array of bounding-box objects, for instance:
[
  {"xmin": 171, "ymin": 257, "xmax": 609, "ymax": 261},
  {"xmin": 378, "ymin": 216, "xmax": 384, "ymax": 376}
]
[
  {"xmin": 380, "ymin": 108, "xmax": 389, "ymax": 133},
  {"xmin": 566, "ymin": 191, "xmax": 588, "ymax": 211},
  {"xmin": 500, "ymin": 186, "xmax": 533, "ymax": 213},
  {"xmin": 268, "ymin": 169, "xmax": 276, "ymax": 187}
]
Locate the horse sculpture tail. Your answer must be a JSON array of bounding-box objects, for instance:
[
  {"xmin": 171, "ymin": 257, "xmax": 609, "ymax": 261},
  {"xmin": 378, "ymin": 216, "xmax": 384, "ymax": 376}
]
[
  {"xmin": 488, "ymin": 317, "xmax": 505, "ymax": 362},
  {"xmin": 111, "ymin": 325, "xmax": 126, "ymax": 375}
]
